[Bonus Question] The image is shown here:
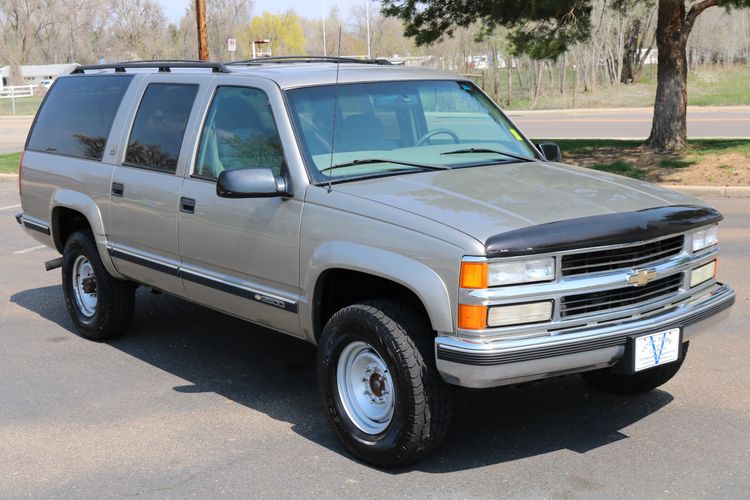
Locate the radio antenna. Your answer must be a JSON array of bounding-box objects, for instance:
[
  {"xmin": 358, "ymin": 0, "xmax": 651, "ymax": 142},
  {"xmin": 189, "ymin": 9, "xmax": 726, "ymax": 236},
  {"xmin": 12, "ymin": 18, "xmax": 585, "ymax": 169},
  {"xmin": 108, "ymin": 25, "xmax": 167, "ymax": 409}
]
[{"xmin": 327, "ymin": 27, "xmax": 343, "ymax": 193}]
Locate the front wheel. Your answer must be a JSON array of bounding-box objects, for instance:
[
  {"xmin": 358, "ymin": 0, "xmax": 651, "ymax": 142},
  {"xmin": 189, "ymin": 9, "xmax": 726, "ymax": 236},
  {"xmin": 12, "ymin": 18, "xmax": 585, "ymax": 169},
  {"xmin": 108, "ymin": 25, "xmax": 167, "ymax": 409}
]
[
  {"xmin": 62, "ymin": 230, "xmax": 135, "ymax": 341},
  {"xmin": 582, "ymin": 342, "xmax": 689, "ymax": 395},
  {"xmin": 317, "ymin": 300, "xmax": 452, "ymax": 467}
]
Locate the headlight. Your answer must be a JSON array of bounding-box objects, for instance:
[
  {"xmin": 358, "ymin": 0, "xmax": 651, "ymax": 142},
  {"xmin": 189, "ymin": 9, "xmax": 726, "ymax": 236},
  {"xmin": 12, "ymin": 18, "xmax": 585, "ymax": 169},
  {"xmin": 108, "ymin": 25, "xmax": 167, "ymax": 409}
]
[
  {"xmin": 460, "ymin": 258, "xmax": 555, "ymax": 288},
  {"xmin": 488, "ymin": 258, "xmax": 555, "ymax": 287},
  {"xmin": 692, "ymin": 225, "xmax": 718, "ymax": 252}
]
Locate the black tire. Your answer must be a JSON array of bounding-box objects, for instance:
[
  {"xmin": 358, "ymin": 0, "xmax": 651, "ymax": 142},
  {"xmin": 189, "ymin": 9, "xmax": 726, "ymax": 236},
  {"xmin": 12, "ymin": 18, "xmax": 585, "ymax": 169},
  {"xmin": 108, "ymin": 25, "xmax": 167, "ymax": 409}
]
[
  {"xmin": 582, "ymin": 342, "xmax": 689, "ymax": 395},
  {"xmin": 317, "ymin": 300, "xmax": 452, "ymax": 467},
  {"xmin": 61, "ymin": 230, "xmax": 135, "ymax": 341}
]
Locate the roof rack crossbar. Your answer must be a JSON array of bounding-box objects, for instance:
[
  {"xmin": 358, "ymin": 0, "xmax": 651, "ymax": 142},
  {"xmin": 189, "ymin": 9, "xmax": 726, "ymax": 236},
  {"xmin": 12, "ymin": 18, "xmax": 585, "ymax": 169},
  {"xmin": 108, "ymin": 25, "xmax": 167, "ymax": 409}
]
[
  {"xmin": 227, "ymin": 56, "xmax": 392, "ymax": 66},
  {"xmin": 71, "ymin": 60, "xmax": 231, "ymax": 74}
]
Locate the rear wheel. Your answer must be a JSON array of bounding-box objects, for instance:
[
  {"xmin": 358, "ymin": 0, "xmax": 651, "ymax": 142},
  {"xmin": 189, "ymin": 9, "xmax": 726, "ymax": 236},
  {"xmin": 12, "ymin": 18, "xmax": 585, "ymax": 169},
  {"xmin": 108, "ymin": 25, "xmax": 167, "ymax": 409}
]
[
  {"xmin": 582, "ymin": 342, "xmax": 689, "ymax": 395},
  {"xmin": 317, "ymin": 300, "xmax": 452, "ymax": 467},
  {"xmin": 62, "ymin": 230, "xmax": 135, "ymax": 341}
]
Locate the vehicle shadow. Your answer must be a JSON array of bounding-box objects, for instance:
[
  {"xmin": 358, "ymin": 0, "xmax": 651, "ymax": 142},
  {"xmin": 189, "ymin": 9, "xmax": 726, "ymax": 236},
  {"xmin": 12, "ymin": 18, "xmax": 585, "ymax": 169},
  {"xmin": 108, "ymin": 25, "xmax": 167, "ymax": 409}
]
[{"xmin": 11, "ymin": 285, "xmax": 674, "ymax": 473}]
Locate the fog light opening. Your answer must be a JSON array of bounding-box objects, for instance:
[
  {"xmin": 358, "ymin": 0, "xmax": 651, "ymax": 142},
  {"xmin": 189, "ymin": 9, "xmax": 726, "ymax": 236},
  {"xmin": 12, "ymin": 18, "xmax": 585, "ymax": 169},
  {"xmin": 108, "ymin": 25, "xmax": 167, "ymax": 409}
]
[{"xmin": 690, "ymin": 260, "xmax": 717, "ymax": 288}]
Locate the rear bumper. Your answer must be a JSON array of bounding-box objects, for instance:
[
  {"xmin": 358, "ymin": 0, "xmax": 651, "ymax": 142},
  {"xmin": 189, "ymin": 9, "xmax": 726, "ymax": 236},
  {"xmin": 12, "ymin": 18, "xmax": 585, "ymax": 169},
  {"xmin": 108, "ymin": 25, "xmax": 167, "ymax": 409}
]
[{"xmin": 435, "ymin": 283, "xmax": 735, "ymax": 388}]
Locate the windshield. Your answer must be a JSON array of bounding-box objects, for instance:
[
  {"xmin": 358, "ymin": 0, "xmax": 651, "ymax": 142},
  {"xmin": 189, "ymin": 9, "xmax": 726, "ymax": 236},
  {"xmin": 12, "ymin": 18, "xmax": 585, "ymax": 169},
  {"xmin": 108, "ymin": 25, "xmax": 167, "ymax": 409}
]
[{"xmin": 285, "ymin": 80, "xmax": 539, "ymax": 183}]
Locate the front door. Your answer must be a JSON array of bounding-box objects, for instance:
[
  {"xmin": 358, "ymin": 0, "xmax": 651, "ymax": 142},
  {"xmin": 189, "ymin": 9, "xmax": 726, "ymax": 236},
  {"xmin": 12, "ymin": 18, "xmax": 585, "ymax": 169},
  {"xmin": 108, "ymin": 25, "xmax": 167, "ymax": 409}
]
[
  {"xmin": 109, "ymin": 77, "xmax": 204, "ymax": 295},
  {"xmin": 177, "ymin": 81, "xmax": 303, "ymax": 335}
]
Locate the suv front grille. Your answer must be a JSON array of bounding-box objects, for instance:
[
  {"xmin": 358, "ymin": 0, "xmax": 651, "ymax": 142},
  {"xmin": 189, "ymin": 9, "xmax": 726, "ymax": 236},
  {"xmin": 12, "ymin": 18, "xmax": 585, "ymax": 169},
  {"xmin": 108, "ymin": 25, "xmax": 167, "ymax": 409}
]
[
  {"xmin": 561, "ymin": 235, "xmax": 684, "ymax": 276},
  {"xmin": 560, "ymin": 273, "xmax": 683, "ymax": 318}
]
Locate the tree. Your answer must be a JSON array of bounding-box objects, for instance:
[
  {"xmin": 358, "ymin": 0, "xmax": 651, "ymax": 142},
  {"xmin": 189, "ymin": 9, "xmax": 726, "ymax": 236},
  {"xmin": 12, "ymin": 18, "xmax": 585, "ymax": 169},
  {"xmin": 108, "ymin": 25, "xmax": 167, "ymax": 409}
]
[
  {"xmin": 206, "ymin": 0, "xmax": 252, "ymax": 59},
  {"xmin": 107, "ymin": 0, "xmax": 170, "ymax": 60},
  {"xmin": 243, "ymin": 10, "xmax": 306, "ymax": 56},
  {"xmin": 646, "ymin": 0, "xmax": 747, "ymax": 151},
  {"xmin": 349, "ymin": 3, "xmax": 416, "ymax": 58},
  {"xmin": 616, "ymin": 0, "xmax": 657, "ymax": 84},
  {"xmin": 382, "ymin": 0, "xmax": 750, "ymax": 153}
]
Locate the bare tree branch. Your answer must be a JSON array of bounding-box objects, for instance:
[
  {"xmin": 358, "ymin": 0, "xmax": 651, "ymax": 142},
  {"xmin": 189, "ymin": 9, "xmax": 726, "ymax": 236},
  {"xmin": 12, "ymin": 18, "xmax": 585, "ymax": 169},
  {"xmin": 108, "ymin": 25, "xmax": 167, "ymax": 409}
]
[{"xmin": 683, "ymin": 0, "xmax": 720, "ymax": 37}]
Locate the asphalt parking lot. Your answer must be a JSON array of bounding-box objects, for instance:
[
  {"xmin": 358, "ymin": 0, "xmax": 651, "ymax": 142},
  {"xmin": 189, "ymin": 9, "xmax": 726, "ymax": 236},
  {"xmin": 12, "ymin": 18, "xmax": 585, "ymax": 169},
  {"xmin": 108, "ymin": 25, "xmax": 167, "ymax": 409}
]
[{"xmin": 1, "ymin": 178, "xmax": 748, "ymax": 498}]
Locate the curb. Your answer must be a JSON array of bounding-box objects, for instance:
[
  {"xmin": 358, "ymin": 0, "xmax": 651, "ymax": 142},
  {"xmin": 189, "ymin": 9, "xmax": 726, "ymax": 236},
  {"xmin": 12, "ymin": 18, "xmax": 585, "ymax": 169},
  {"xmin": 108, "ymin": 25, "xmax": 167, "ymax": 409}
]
[
  {"xmin": 0, "ymin": 173, "xmax": 19, "ymax": 181},
  {"xmin": 658, "ymin": 184, "xmax": 750, "ymax": 198}
]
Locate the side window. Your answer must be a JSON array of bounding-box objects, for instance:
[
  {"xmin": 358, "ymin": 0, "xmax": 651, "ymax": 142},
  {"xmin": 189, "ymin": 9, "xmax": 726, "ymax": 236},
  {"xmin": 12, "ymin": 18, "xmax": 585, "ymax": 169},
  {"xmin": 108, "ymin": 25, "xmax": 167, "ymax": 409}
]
[
  {"xmin": 26, "ymin": 75, "xmax": 132, "ymax": 160},
  {"xmin": 125, "ymin": 83, "xmax": 198, "ymax": 173},
  {"xmin": 194, "ymin": 86, "xmax": 284, "ymax": 179}
]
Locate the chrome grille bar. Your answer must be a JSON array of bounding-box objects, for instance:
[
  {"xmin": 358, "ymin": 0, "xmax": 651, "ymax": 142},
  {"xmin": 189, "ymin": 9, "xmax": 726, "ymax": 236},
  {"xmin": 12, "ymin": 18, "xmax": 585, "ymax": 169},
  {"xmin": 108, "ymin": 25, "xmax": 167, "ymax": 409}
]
[
  {"xmin": 560, "ymin": 274, "xmax": 683, "ymax": 318},
  {"xmin": 561, "ymin": 235, "xmax": 684, "ymax": 276}
]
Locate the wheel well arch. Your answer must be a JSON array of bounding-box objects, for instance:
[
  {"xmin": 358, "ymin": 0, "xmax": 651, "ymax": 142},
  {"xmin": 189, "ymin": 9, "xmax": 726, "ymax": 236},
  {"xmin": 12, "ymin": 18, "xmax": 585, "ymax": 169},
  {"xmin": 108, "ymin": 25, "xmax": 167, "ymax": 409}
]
[
  {"xmin": 312, "ymin": 268, "xmax": 432, "ymax": 342},
  {"xmin": 52, "ymin": 206, "xmax": 92, "ymax": 253}
]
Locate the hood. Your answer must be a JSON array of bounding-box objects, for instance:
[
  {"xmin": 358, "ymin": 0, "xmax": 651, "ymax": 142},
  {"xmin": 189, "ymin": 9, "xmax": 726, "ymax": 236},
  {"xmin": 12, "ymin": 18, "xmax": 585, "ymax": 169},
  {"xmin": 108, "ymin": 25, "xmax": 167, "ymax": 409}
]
[{"xmin": 333, "ymin": 161, "xmax": 709, "ymax": 244}]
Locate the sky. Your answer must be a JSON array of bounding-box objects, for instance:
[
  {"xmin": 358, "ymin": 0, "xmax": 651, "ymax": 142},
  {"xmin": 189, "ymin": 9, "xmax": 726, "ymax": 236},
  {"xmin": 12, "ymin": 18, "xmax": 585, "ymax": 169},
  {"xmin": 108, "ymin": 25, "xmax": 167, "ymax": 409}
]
[{"xmin": 158, "ymin": 0, "xmax": 371, "ymax": 22}]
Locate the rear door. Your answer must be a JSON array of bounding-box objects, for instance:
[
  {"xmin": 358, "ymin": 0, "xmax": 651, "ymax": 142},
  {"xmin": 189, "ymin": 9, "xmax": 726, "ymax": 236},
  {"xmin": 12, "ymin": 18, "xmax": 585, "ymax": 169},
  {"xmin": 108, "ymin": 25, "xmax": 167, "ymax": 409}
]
[
  {"xmin": 108, "ymin": 75, "xmax": 207, "ymax": 294},
  {"xmin": 177, "ymin": 78, "xmax": 303, "ymax": 335}
]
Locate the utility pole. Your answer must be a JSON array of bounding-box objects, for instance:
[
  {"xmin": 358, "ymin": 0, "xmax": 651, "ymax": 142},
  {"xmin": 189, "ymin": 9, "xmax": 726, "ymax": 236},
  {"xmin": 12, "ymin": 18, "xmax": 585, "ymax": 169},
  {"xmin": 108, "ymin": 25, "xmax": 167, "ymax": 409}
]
[
  {"xmin": 366, "ymin": 1, "xmax": 371, "ymax": 59},
  {"xmin": 322, "ymin": 2, "xmax": 327, "ymax": 56},
  {"xmin": 196, "ymin": 0, "xmax": 209, "ymax": 61}
]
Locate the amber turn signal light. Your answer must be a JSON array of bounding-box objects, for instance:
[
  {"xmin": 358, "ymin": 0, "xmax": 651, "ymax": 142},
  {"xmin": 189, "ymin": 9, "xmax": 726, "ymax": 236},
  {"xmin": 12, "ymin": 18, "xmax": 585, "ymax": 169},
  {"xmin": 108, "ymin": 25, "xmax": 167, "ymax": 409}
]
[
  {"xmin": 460, "ymin": 261, "xmax": 488, "ymax": 289},
  {"xmin": 458, "ymin": 304, "xmax": 487, "ymax": 330}
]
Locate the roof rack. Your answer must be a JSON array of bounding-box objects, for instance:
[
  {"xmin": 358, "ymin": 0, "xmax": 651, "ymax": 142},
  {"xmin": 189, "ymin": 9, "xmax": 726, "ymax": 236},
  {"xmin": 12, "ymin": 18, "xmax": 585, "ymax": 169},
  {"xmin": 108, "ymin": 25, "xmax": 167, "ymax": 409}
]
[
  {"xmin": 71, "ymin": 60, "xmax": 231, "ymax": 74},
  {"xmin": 227, "ymin": 56, "xmax": 392, "ymax": 66}
]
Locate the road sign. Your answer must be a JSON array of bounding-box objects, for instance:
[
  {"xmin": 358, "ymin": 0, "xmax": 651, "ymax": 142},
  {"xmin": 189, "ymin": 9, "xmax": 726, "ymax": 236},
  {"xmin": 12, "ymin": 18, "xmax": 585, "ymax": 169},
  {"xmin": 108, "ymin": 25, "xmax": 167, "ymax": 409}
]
[{"xmin": 227, "ymin": 38, "xmax": 237, "ymax": 52}]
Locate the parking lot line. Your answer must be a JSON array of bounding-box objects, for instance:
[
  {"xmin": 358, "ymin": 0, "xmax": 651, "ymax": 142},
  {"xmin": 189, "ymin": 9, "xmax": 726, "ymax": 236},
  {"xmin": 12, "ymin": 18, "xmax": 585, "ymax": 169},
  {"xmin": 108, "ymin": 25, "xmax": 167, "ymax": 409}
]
[
  {"xmin": 0, "ymin": 204, "xmax": 21, "ymax": 211},
  {"xmin": 13, "ymin": 244, "xmax": 46, "ymax": 254}
]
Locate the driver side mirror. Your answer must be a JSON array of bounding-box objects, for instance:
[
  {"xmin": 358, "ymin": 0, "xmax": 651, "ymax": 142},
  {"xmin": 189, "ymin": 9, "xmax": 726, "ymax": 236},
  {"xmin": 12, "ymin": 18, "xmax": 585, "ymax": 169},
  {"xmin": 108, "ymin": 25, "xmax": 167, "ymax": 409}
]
[
  {"xmin": 536, "ymin": 142, "xmax": 561, "ymax": 162},
  {"xmin": 216, "ymin": 168, "xmax": 292, "ymax": 198}
]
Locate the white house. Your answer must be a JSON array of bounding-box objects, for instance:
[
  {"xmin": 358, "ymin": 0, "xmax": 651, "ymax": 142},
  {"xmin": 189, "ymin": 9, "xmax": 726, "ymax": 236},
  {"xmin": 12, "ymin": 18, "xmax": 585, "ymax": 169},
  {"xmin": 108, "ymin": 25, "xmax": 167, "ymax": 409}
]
[{"xmin": 0, "ymin": 63, "xmax": 79, "ymax": 90}]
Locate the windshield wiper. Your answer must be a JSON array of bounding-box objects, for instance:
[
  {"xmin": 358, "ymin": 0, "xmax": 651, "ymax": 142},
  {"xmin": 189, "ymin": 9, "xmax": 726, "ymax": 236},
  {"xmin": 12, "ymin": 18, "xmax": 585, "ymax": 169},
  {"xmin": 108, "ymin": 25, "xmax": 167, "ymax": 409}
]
[
  {"xmin": 319, "ymin": 158, "xmax": 450, "ymax": 174},
  {"xmin": 441, "ymin": 147, "xmax": 536, "ymax": 163}
]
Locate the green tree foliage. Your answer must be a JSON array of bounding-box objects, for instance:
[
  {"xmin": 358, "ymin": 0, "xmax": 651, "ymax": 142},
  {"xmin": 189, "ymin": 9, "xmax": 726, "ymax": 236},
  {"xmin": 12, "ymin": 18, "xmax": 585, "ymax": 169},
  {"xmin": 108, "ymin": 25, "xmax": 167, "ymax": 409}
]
[
  {"xmin": 381, "ymin": 0, "xmax": 594, "ymax": 59},
  {"xmin": 242, "ymin": 11, "xmax": 307, "ymax": 56}
]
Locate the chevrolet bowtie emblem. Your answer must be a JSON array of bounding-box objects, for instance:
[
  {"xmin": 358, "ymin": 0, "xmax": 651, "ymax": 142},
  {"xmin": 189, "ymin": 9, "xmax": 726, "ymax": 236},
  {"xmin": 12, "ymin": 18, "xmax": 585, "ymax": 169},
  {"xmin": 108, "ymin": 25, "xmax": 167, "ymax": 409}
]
[{"xmin": 627, "ymin": 268, "xmax": 657, "ymax": 287}]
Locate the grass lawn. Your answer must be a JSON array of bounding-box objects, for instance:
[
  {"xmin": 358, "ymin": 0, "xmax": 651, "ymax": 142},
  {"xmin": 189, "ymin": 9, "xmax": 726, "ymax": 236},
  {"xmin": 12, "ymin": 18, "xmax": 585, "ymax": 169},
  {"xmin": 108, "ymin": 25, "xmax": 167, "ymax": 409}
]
[
  {"xmin": 0, "ymin": 96, "xmax": 43, "ymax": 116},
  {"xmin": 543, "ymin": 138, "xmax": 750, "ymax": 185},
  {"xmin": 0, "ymin": 152, "xmax": 21, "ymax": 173}
]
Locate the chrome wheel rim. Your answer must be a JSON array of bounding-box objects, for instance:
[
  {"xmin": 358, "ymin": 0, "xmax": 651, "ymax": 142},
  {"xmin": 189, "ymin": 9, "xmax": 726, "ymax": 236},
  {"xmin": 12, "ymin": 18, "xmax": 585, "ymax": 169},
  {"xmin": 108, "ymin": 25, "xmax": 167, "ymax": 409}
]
[
  {"xmin": 336, "ymin": 341, "xmax": 395, "ymax": 434},
  {"xmin": 72, "ymin": 255, "xmax": 97, "ymax": 318}
]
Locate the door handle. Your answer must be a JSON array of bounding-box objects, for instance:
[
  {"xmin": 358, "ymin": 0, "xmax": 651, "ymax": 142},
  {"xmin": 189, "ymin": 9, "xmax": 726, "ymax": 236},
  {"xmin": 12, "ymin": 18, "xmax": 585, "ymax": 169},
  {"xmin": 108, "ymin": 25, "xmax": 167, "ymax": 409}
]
[
  {"xmin": 180, "ymin": 197, "xmax": 196, "ymax": 214},
  {"xmin": 111, "ymin": 182, "xmax": 124, "ymax": 197}
]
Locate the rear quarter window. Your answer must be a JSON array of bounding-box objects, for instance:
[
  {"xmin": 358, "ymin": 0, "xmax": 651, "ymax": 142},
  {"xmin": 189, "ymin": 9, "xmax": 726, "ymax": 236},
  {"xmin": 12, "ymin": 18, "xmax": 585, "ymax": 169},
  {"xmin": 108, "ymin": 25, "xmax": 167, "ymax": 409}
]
[
  {"xmin": 26, "ymin": 75, "xmax": 133, "ymax": 160},
  {"xmin": 124, "ymin": 83, "xmax": 199, "ymax": 173}
]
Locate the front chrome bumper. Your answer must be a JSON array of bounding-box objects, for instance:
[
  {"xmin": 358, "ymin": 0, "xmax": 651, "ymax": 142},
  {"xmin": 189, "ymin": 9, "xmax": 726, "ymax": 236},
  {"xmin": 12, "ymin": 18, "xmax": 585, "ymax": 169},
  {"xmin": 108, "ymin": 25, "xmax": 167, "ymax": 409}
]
[{"xmin": 435, "ymin": 283, "xmax": 735, "ymax": 388}]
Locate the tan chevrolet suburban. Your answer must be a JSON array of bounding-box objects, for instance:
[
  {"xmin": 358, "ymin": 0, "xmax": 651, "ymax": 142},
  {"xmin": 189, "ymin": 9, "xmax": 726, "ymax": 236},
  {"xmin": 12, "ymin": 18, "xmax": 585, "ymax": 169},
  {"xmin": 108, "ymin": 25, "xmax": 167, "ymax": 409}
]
[{"xmin": 15, "ymin": 58, "xmax": 735, "ymax": 467}]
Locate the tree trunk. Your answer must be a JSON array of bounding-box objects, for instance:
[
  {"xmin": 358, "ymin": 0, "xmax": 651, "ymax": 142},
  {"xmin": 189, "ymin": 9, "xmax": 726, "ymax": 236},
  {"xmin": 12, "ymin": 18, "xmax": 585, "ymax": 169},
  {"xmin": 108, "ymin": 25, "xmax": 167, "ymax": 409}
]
[
  {"xmin": 9, "ymin": 61, "xmax": 25, "ymax": 87},
  {"xmin": 647, "ymin": 0, "xmax": 721, "ymax": 152},
  {"xmin": 506, "ymin": 55, "xmax": 513, "ymax": 106},
  {"xmin": 559, "ymin": 54, "xmax": 566, "ymax": 95},
  {"xmin": 621, "ymin": 18, "xmax": 641, "ymax": 84},
  {"xmin": 514, "ymin": 60, "xmax": 525, "ymax": 93},
  {"xmin": 646, "ymin": 0, "xmax": 689, "ymax": 153}
]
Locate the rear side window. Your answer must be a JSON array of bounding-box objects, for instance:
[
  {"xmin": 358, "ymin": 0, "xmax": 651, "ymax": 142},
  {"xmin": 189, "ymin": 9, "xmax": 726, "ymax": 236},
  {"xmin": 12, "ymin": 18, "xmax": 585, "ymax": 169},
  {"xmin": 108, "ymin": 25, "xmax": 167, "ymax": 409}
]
[
  {"xmin": 125, "ymin": 83, "xmax": 198, "ymax": 173},
  {"xmin": 26, "ymin": 75, "xmax": 132, "ymax": 160}
]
